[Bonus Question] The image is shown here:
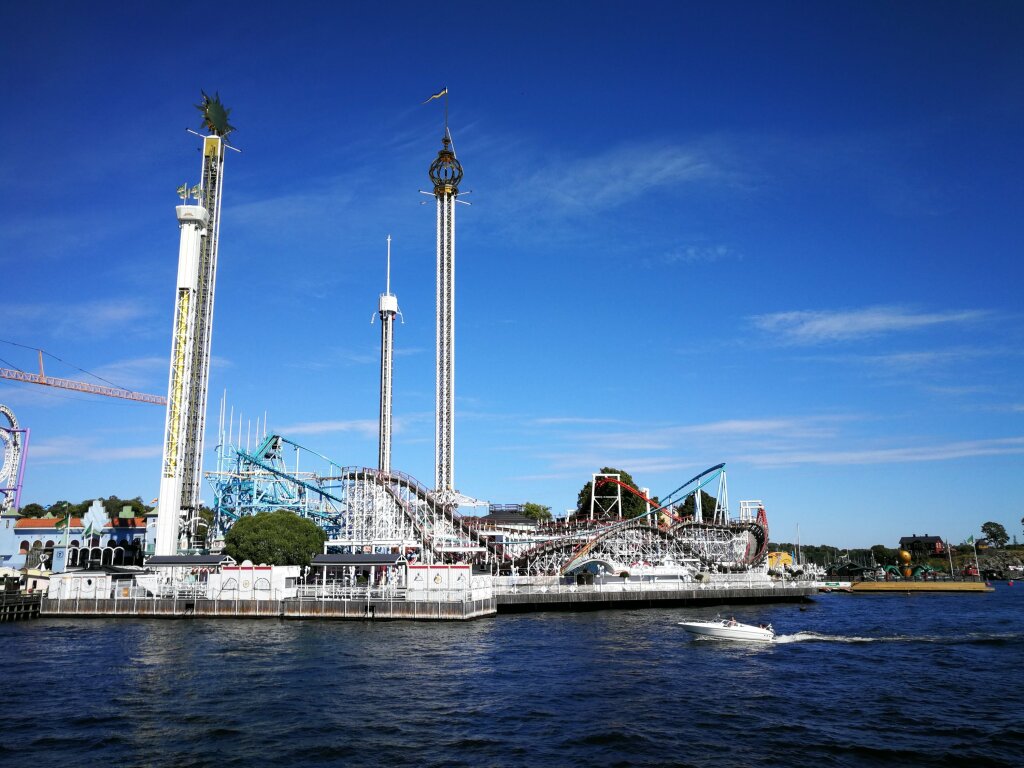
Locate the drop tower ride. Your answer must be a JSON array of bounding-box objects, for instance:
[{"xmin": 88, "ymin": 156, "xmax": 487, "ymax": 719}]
[
  {"xmin": 377, "ymin": 236, "xmax": 400, "ymax": 474},
  {"xmin": 429, "ymin": 128, "xmax": 463, "ymax": 505},
  {"xmin": 155, "ymin": 93, "xmax": 234, "ymax": 555}
]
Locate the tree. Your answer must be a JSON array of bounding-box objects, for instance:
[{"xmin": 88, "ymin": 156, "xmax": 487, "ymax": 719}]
[
  {"xmin": 575, "ymin": 468, "xmax": 648, "ymax": 519},
  {"xmin": 100, "ymin": 495, "xmax": 153, "ymax": 519},
  {"xmin": 870, "ymin": 544, "xmax": 898, "ymax": 566},
  {"xmin": 46, "ymin": 500, "xmax": 90, "ymax": 517},
  {"xmin": 18, "ymin": 503, "xmax": 46, "ymax": 518},
  {"xmin": 522, "ymin": 502, "xmax": 552, "ymax": 522},
  {"xmin": 223, "ymin": 510, "xmax": 326, "ymax": 566},
  {"xmin": 676, "ymin": 490, "xmax": 719, "ymax": 520},
  {"xmin": 980, "ymin": 521, "xmax": 1009, "ymax": 548}
]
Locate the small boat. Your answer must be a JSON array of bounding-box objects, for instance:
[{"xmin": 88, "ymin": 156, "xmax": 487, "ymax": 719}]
[{"xmin": 678, "ymin": 617, "xmax": 775, "ymax": 642}]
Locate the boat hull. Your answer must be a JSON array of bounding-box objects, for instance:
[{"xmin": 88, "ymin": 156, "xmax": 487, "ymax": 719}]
[{"xmin": 678, "ymin": 620, "xmax": 775, "ymax": 642}]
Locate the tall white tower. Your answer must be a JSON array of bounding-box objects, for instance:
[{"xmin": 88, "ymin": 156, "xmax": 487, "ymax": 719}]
[
  {"xmin": 155, "ymin": 93, "xmax": 233, "ymax": 555},
  {"xmin": 377, "ymin": 236, "xmax": 400, "ymax": 474},
  {"xmin": 429, "ymin": 134, "xmax": 463, "ymax": 503},
  {"xmin": 155, "ymin": 200, "xmax": 207, "ymax": 556}
]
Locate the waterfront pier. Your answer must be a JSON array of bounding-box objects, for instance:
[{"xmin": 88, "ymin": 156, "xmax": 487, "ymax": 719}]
[
  {"xmin": 38, "ymin": 573, "xmax": 815, "ymax": 621},
  {"xmin": 496, "ymin": 580, "xmax": 815, "ymax": 613}
]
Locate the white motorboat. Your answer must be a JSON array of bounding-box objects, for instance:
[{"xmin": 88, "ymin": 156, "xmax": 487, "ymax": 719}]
[{"xmin": 678, "ymin": 617, "xmax": 775, "ymax": 642}]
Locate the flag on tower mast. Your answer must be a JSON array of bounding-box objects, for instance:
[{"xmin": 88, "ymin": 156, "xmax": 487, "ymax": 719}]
[{"xmin": 423, "ymin": 87, "xmax": 448, "ymax": 103}]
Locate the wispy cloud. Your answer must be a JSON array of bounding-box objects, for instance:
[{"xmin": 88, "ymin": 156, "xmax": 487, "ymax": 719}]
[
  {"xmin": 741, "ymin": 437, "xmax": 1024, "ymax": 467},
  {"xmin": 534, "ymin": 143, "xmax": 732, "ymax": 214},
  {"xmin": 6, "ymin": 300, "xmax": 156, "ymax": 340},
  {"xmin": 90, "ymin": 356, "xmax": 166, "ymax": 390},
  {"xmin": 31, "ymin": 436, "xmax": 161, "ymax": 464},
  {"xmin": 531, "ymin": 416, "xmax": 626, "ymax": 426},
  {"xmin": 659, "ymin": 243, "xmax": 739, "ymax": 266},
  {"xmin": 750, "ymin": 306, "xmax": 988, "ymax": 345},
  {"xmin": 276, "ymin": 419, "xmax": 378, "ymax": 437}
]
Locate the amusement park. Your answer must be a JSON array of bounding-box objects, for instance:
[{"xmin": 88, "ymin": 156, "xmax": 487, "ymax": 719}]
[{"xmin": 3, "ymin": 92, "xmax": 814, "ymax": 617}]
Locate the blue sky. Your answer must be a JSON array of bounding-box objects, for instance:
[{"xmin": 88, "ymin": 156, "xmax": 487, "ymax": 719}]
[{"xmin": 1, "ymin": 1, "xmax": 1021, "ymax": 548}]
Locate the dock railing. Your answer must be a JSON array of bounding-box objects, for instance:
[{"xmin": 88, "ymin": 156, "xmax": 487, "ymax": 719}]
[{"xmin": 492, "ymin": 574, "xmax": 808, "ymax": 596}]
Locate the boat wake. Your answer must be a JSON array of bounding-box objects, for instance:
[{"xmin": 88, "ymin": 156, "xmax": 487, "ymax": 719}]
[
  {"xmin": 773, "ymin": 631, "xmax": 1024, "ymax": 645},
  {"xmin": 773, "ymin": 632, "xmax": 883, "ymax": 644}
]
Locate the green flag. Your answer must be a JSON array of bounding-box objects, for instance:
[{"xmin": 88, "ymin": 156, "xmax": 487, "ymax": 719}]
[
  {"xmin": 55, "ymin": 513, "xmax": 70, "ymax": 530},
  {"xmin": 966, "ymin": 535, "xmax": 974, "ymax": 544}
]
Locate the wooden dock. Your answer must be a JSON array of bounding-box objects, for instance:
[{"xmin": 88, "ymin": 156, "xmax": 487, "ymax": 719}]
[
  {"xmin": 848, "ymin": 581, "xmax": 994, "ymax": 593},
  {"xmin": 0, "ymin": 592, "xmax": 41, "ymax": 621},
  {"xmin": 497, "ymin": 583, "xmax": 816, "ymax": 612}
]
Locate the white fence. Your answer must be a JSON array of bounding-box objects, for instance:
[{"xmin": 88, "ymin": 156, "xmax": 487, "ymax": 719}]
[{"xmin": 492, "ymin": 574, "xmax": 809, "ymax": 596}]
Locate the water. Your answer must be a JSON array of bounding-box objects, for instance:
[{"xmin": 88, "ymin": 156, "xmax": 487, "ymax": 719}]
[{"xmin": 3, "ymin": 585, "xmax": 1023, "ymax": 767}]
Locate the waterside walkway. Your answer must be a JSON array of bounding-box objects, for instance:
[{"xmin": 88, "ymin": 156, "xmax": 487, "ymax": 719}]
[
  {"xmin": 39, "ymin": 578, "xmax": 817, "ymax": 621},
  {"xmin": 496, "ymin": 579, "xmax": 815, "ymax": 612},
  {"xmin": 42, "ymin": 592, "xmax": 497, "ymax": 621}
]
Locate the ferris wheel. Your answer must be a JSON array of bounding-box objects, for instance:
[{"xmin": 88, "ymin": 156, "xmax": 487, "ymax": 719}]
[{"xmin": 0, "ymin": 404, "xmax": 26, "ymax": 513}]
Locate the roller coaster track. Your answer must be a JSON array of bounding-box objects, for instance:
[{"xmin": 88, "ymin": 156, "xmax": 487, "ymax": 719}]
[
  {"xmin": 509, "ymin": 463, "xmax": 769, "ymax": 575},
  {"xmin": 213, "ymin": 440, "xmax": 770, "ymax": 573},
  {"xmin": 326, "ymin": 466, "xmax": 492, "ymax": 558}
]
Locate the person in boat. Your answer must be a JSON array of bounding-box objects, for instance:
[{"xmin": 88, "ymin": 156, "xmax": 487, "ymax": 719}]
[{"xmin": 728, "ymin": 617, "xmax": 737, "ymax": 627}]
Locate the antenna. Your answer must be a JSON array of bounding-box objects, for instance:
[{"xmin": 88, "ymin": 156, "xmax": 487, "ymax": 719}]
[
  {"xmin": 386, "ymin": 234, "xmax": 392, "ymax": 295},
  {"xmin": 186, "ymin": 127, "xmax": 242, "ymax": 152}
]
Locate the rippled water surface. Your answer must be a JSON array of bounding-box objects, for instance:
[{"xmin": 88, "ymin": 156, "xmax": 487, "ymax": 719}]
[{"xmin": 3, "ymin": 586, "xmax": 1023, "ymax": 767}]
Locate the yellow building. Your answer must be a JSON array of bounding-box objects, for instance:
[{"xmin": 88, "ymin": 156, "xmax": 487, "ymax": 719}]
[{"xmin": 767, "ymin": 552, "xmax": 793, "ymax": 570}]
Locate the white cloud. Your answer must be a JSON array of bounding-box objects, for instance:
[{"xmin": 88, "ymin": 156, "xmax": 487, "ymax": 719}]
[
  {"xmin": 31, "ymin": 435, "xmax": 161, "ymax": 464},
  {"xmin": 750, "ymin": 306, "xmax": 988, "ymax": 344},
  {"xmin": 90, "ymin": 356, "xmax": 166, "ymax": 390},
  {"xmin": 739, "ymin": 436, "xmax": 1024, "ymax": 467},
  {"xmin": 531, "ymin": 416, "xmax": 625, "ymax": 426},
  {"xmin": 661, "ymin": 243, "xmax": 738, "ymax": 265},
  {"xmin": 524, "ymin": 142, "xmax": 735, "ymax": 216},
  {"xmin": 276, "ymin": 419, "xmax": 378, "ymax": 437},
  {"xmin": 6, "ymin": 300, "xmax": 156, "ymax": 340}
]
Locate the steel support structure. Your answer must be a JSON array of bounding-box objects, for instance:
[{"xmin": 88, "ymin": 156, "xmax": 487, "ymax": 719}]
[
  {"xmin": 0, "ymin": 404, "xmax": 28, "ymax": 513},
  {"xmin": 156, "ymin": 132, "xmax": 227, "ymax": 555},
  {"xmin": 181, "ymin": 135, "xmax": 226, "ymax": 527},
  {"xmin": 429, "ymin": 135, "xmax": 462, "ymax": 504},
  {"xmin": 377, "ymin": 236, "xmax": 399, "ymax": 474},
  {"xmin": 206, "ymin": 442, "xmax": 767, "ymax": 577},
  {"xmin": 155, "ymin": 202, "xmax": 208, "ymax": 555}
]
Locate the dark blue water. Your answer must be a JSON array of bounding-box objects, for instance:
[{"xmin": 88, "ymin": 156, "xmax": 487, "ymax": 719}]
[{"xmin": 3, "ymin": 586, "xmax": 1022, "ymax": 767}]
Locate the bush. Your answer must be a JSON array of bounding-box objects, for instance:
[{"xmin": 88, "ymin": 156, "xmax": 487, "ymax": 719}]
[{"xmin": 223, "ymin": 509, "xmax": 326, "ymax": 566}]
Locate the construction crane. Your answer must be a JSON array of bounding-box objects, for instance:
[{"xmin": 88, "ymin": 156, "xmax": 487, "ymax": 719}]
[{"xmin": 0, "ymin": 348, "xmax": 166, "ymax": 405}]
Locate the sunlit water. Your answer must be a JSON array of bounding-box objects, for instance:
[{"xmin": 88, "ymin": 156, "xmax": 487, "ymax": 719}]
[{"xmin": 3, "ymin": 585, "xmax": 1022, "ymax": 767}]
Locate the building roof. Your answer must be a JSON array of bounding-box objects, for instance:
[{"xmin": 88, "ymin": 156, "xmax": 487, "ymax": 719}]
[
  {"xmin": 13, "ymin": 517, "xmax": 146, "ymax": 530},
  {"xmin": 480, "ymin": 511, "xmax": 537, "ymax": 526},
  {"xmin": 900, "ymin": 534, "xmax": 944, "ymax": 544},
  {"xmin": 15, "ymin": 517, "xmax": 84, "ymax": 529},
  {"xmin": 145, "ymin": 555, "xmax": 235, "ymax": 567},
  {"xmin": 312, "ymin": 553, "xmax": 404, "ymax": 566}
]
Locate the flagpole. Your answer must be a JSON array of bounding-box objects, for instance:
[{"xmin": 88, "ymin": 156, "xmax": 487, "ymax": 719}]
[
  {"xmin": 972, "ymin": 538, "xmax": 981, "ymax": 581},
  {"xmin": 946, "ymin": 534, "xmax": 954, "ymax": 580},
  {"xmin": 63, "ymin": 502, "xmax": 70, "ymax": 551}
]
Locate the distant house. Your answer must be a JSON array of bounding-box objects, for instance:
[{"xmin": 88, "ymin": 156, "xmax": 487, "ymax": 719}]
[
  {"xmin": 0, "ymin": 501, "xmax": 148, "ymax": 570},
  {"xmin": 478, "ymin": 505, "xmax": 539, "ymax": 532},
  {"xmin": 460, "ymin": 505, "xmax": 538, "ymax": 556},
  {"xmin": 899, "ymin": 534, "xmax": 946, "ymax": 557}
]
